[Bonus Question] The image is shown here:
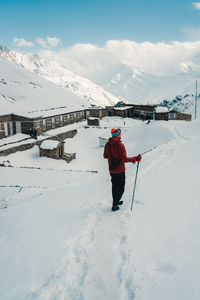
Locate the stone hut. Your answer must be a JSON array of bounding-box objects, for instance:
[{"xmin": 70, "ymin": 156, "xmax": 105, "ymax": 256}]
[
  {"xmin": 39, "ymin": 139, "xmax": 76, "ymax": 163},
  {"xmin": 39, "ymin": 140, "xmax": 64, "ymax": 159},
  {"xmin": 87, "ymin": 117, "xmax": 100, "ymax": 126}
]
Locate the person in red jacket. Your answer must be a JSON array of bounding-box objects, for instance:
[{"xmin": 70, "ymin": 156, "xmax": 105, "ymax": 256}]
[{"xmin": 104, "ymin": 128, "xmax": 142, "ymax": 211}]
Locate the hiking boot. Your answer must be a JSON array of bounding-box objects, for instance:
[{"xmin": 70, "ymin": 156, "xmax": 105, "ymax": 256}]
[
  {"xmin": 117, "ymin": 201, "xmax": 123, "ymax": 206},
  {"xmin": 111, "ymin": 206, "xmax": 120, "ymax": 212}
]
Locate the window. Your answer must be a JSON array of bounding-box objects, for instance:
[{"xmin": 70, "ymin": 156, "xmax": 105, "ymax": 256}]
[
  {"xmin": 169, "ymin": 113, "xmax": 176, "ymax": 119},
  {"xmin": 55, "ymin": 116, "xmax": 60, "ymax": 124},
  {"xmin": 145, "ymin": 111, "xmax": 153, "ymax": 116},
  {"xmin": 86, "ymin": 111, "xmax": 90, "ymax": 118},
  {"xmin": 52, "ymin": 117, "xmax": 55, "ymax": 128},
  {"xmin": 35, "ymin": 121, "xmax": 40, "ymax": 129},
  {"xmin": 43, "ymin": 120, "xmax": 46, "ymax": 130},
  {"xmin": 63, "ymin": 115, "xmax": 67, "ymax": 122},
  {"xmin": 0, "ymin": 123, "xmax": 4, "ymax": 131},
  {"xmin": 70, "ymin": 113, "xmax": 74, "ymax": 120},
  {"xmin": 46, "ymin": 118, "xmax": 52, "ymax": 126}
]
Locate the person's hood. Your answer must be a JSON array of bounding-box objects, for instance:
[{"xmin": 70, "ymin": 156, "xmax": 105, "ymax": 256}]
[{"xmin": 108, "ymin": 137, "xmax": 121, "ymax": 145}]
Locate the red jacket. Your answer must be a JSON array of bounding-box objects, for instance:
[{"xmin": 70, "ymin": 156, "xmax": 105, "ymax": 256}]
[{"xmin": 104, "ymin": 137, "xmax": 134, "ymax": 174}]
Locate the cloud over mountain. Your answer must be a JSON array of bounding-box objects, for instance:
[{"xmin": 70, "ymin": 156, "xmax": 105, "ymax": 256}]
[
  {"xmin": 13, "ymin": 38, "xmax": 34, "ymax": 48},
  {"xmin": 38, "ymin": 40, "xmax": 200, "ymax": 103}
]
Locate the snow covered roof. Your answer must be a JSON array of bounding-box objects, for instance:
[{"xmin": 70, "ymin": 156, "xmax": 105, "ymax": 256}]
[
  {"xmin": 155, "ymin": 106, "xmax": 169, "ymax": 113},
  {"xmin": 88, "ymin": 117, "xmax": 99, "ymax": 120},
  {"xmin": 25, "ymin": 105, "xmax": 86, "ymax": 119},
  {"xmin": 86, "ymin": 106, "xmax": 102, "ymax": 110},
  {"xmin": 40, "ymin": 140, "xmax": 62, "ymax": 150},
  {"xmin": 114, "ymin": 106, "xmax": 133, "ymax": 111}
]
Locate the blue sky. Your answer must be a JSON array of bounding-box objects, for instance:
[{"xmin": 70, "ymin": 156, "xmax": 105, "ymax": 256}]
[{"xmin": 0, "ymin": 0, "xmax": 200, "ymax": 50}]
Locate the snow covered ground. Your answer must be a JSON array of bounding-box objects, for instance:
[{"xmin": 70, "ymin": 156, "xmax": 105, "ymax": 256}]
[{"xmin": 0, "ymin": 116, "xmax": 200, "ymax": 300}]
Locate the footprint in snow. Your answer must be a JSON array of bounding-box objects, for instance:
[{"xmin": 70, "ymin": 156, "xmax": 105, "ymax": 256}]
[{"xmin": 149, "ymin": 262, "xmax": 177, "ymax": 275}]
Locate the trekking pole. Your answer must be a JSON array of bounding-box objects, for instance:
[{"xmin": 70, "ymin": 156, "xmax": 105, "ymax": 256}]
[
  {"xmin": 142, "ymin": 146, "xmax": 157, "ymax": 156},
  {"xmin": 130, "ymin": 161, "xmax": 140, "ymax": 211}
]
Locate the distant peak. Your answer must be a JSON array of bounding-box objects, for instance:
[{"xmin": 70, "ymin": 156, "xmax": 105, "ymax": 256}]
[{"xmin": 0, "ymin": 45, "xmax": 10, "ymax": 52}]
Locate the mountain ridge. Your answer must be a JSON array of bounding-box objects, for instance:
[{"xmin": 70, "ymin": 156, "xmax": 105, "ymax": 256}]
[{"xmin": 0, "ymin": 46, "xmax": 119, "ymax": 108}]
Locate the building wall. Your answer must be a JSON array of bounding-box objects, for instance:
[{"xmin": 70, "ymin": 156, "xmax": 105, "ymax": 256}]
[
  {"xmin": 87, "ymin": 118, "xmax": 100, "ymax": 126},
  {"xmin": 155, "ymin": 113, "xmax": 168, "ymax": 121},
  {"xmin": 34, "ymin": 110, "xmax": 86, "ymax": 135},
  {"xmin": 40, "ymin": 143, "xmax": 64, "ymax": 160},
  {"xmin": 40, "ymin": 148, "xmax": 60, "ymax": 159},
  {"xmin": 0, "ymin": 114, "xmax": 33, "ymax": 138},
  {"xmin": 168, "ymin": 112, "xmax": 192, "ymax": 121},
  {"xmin": 0, "ymin": 106, "xmax": 192, "ymax": 140}
]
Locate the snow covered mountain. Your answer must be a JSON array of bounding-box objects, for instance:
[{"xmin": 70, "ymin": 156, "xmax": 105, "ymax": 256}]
[
  {"xmin": 160, "ymin": 93, "xmax": 200, "ymax": 114},
  {"xmin": 102, "ymin": 64, "xmax": 200, "ymax": 110},
  {"xmin": 0, "ymin": 46, "xmax": 119, "ymax": 108},
  {"xmin": 0, "ymin": 56, "xmax": 94, "ymax": 116}
]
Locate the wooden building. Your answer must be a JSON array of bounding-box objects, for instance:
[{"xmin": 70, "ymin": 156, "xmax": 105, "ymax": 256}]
[
  {"xmin": 0, "ymin": 109, "xmax": 86, "ymax": 139},
  {"xmin": 32, "ymin": 109, "xmax": 86, "ymax": 135},
  {"xmin": 0, "ymin": 103, "xmax": 192, "ymax": 141},
  {"xmin": 85, "ymin": 106, "xmax": 107, "ymax": 119},
  {"xmin": 114, "ymin": 106, "xmax": 133, "ymax": 118},
  {"xmin": 131, "ymin": 105, "xmax": 155, "ymax": 120},
  {"xmin": 167, "ymin": 110, "xmax": 191, "ymax": 121},
  {"xmin": 106, "ymin": 104, "xmax": 155, "ymax": 119},
  {"xmin": 154, "ymin": 106, "xmax": 169, "ymax": 121},
  {"xmin": 154, "ymin": 107, "xmax": 191, "ymax": 121},
  {"xmin": 0, "ymin": 114, "xmax": 33, "ymax": 139}
]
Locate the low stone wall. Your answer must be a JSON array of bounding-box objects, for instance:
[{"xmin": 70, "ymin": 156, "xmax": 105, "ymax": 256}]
[
  {"xmin": 0, "ymin": 129, "xmax": 77, "ymax": 157},
  {"xmin": 0, "ymin": 141, "xmax": 36, "ymax": 157},
  {"xmin": 62, "ymin": 153, "xmax": 76, "ymax": 163},
  {"xmin": 48, "ymin": 129, "xmax": 77, "ymax": 141}
]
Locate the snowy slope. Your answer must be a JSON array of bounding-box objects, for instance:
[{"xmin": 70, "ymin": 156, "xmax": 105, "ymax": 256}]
[
  {"xmin": 0, "ymin": 116, "xmax": 200, "ymax": 300},
  {"xmin": 0, "ymin": 57, "xmax": 94, "ymax": 116},
  {"xmin": 0, "ymin": 46, "xmax": 119, "ymax": 108},
  {"xmin": 160, "ymin": 93, "xmax": 200, "ymax": 114},
  {"xmin": 103, "ymin": 65, "xmax": 200, "ymax": 106}
]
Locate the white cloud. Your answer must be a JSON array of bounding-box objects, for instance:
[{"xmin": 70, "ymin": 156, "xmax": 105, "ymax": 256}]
[
  {"xmin": 36, "ymin": 37, "xmax": 61, "ymax": 48},
  {"xmin": 36, "ymin": 37, "xmax": 48, "ymax": 48},
  {"xmin": 13, "ymin": 38, "xmax": 34, "ymax": 48},
  {"xmin": 38, "ymin": 40, "xmax": 200, "ymax": 80},
  {"xmin": 46, "ymin": 37, "xmax": 61, "ymax": 47},
  {"xmin": 192, "ymin": 2, "xmax": 200, "ymax": 10}
]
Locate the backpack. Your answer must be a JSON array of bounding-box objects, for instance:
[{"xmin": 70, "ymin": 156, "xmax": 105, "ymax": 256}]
[{"xmin": 108, "ymin": 143, "xmax": 120, "ymax": 170}]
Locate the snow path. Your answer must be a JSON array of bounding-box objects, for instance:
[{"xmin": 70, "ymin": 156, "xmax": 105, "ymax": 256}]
[{"xmin": 1, "ymin": 118, "xmax": 200, "ymax": 300}]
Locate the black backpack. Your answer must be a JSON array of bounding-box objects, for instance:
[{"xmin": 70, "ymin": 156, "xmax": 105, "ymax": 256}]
[{"xmin": 108, "ymin": 143, "xmax": 120, "ymax": 170}]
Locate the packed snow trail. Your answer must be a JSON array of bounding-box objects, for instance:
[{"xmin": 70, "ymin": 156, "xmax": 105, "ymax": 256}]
[
  {"xmin": 1, "ymin": 118, "xmax": 200, "ymax": 300},
  {"xmin": 29, "ymin": 127, "xmax": 195, "ymax": 300}
]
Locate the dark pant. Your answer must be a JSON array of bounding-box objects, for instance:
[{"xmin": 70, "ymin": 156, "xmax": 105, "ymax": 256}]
[{"xmin": 110, "ymin": 172, "xmax": 125, "ymax": 207}]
